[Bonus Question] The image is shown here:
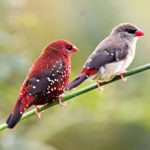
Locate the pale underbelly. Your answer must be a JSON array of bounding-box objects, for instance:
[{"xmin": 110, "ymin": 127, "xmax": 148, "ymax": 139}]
[{"xmin": 92, "ymin": 54, "xmax": 134, "ymax": 81}]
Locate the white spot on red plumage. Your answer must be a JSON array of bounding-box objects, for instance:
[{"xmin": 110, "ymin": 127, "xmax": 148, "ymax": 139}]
[
  {"xmin": 47, "ymin": 77, "xmax": 51, "ymax": 82},
  {"xmin": 52, "ymin": 74, "xmax": 55, "ymax": 76},
  {"xmin": 36, "ymin": 79, "xmax": 40, "ymax": 82}
]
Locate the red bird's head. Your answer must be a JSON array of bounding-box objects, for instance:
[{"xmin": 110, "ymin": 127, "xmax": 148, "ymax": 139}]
[{"xmin": 44, "ymin": 39, "xmax": 78, "ymax": 58}]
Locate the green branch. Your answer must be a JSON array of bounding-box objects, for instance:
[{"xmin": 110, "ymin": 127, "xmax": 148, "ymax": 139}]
[{"xmin": 0, "ymin": 63, "xmax": 150, "ymax": 131}]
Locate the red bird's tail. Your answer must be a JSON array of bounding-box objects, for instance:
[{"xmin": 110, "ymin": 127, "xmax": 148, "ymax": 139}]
[
  {"xmin": 6, "ymin": 100, "xmax": 23, "ymax": 129},
  {"xmin": 65, "ymin": 73, "xmax": 88, "ymax": 91}
]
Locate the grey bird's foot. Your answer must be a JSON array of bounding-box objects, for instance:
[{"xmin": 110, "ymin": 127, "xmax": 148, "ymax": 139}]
[
  {"xmin": 96, "ymin": 80, "xmax": 104, "ymax": 93},
  {"xmin": 117, "ymin": 70, "xmax": 127, "ymax": 82}
]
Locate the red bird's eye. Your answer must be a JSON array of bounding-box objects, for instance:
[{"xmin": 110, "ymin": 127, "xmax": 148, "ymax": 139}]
[{"xmin": 66, "ymin": 45, "xmax": 72, "ymax": 51}]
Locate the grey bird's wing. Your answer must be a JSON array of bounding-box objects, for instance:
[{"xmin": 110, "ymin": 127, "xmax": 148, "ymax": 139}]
[{"xmin": 84, "ymin": 37, "xmax": 128, "ymax": 70}]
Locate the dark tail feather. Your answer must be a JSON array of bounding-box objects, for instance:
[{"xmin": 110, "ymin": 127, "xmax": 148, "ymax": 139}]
[
  {"xmin": 65, "ymin": 73, "xmax": 88, "ymax": 91},
  {"xmin": 6, "ymin": 101, "xmax": 22, "ymax": 129}
]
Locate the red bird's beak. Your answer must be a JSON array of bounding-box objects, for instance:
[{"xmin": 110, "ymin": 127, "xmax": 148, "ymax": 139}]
[
  {"xmin": 135, "ymin": 30, "xmax": 144, "ymax": 36},
  {"xmin": 72, "ymin": 45, "xmax": 79, "ymax": 52}
]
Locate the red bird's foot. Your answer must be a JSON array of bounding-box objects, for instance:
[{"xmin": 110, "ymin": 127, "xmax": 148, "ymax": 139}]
[
  {"xmin": 96, "ymin": 80, "xmax": 104, "ymax": 93},
  {"xmin": 117, "ymin": 70, "xmax": 127, "ymax": 82},
  {"xmin": 34, "ymin": 105, "xmax": 41, "ymax": 119},
  {"xmin": 58, "ymin": 94, "xmax": 67, "ymax": 107}
]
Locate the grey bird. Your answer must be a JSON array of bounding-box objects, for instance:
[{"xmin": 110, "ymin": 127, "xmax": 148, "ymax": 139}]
[{"xmin": 65, "ymin": 23, "xmax": 144, "ymax": 91}]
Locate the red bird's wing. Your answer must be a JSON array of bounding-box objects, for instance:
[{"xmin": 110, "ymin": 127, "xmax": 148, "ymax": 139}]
[
  {"xmin": 27, "ymin": 77, "xmax": 49, "ymax": 96},
  {"xmin": 27, "ymin": 60, "xmax": 68, "ymax": 95},
  {"xmin": 23, "ymin": 59, "xmax": 69, "ymax": 105}
]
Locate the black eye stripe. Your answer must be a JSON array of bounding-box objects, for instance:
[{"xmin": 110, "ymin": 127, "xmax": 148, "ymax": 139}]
[
  {"xmin": 125, "ymin": 29, "xmax": 137, "ymax": 34},
  {"xmin": 66, "ymin": 45, "xmax": 72, "ymax": 51}
]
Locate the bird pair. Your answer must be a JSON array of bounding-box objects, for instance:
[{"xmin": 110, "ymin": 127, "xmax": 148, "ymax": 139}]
[{"xmin": 6, "ymin": 23, "xmax": 144, "ymax": 129}]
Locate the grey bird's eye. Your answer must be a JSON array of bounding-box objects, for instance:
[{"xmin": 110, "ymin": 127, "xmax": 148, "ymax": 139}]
[
  {"xmin": 125, "ymin": 29, "xmax": 136, "ymax": 34},
  {"xmin": 66, "ymin": 45, "xmax": 72, "ymax": 51}
]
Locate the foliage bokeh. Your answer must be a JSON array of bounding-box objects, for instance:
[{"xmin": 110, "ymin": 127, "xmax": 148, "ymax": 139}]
[{"xmin": 0, "ymin": 0, "xmax": 150, "ymax": 149}]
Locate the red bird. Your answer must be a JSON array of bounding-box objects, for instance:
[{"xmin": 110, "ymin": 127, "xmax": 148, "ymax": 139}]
[
  {"xmin": 65, "ymin": 23, "xmax": 144, "ymax": 92},
  {"xmin": 6, "ymin": 39, "xmax": 78, "ymax": 128}
]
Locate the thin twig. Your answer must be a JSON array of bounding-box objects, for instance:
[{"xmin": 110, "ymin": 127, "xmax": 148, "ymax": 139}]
[{"xmin": 0, "ymin": 63, "xmax": 150, "ymax": 131}]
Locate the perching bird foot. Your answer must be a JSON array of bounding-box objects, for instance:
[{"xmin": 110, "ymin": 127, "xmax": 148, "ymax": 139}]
[
  {"xmin": 117, "ymin": 70, "xmax": 127, "ymax": 82},
  {"xmin": 96, "ymin": 80, "xmax": 104, "ymax": 93},
  {"xmin": 34, "ymin": 105, "xmax": 41, "ymax": 119},
  {"xmin": 58, "ymin": 94, "xmax": 67, "ymax": 107}
]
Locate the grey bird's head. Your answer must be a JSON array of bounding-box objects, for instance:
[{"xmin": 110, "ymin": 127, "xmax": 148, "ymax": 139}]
[{"xmin": 110, "ymin": 23, "xmax": 144, "ymax": 42}]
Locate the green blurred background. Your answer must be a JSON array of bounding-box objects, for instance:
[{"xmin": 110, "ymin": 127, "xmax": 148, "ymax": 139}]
[{"xmin": 0, "ymin": 0, "xmax": 150, "ymax": 149}]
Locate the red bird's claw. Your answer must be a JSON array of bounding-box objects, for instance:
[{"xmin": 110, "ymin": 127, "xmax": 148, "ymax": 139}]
[
  {"xmin": 58, "ymin": 94, "xmax": 67, "ymax": 107},
  {"xmin": 96, "ymin": 80, "xmax": 104, "ymax": 93},
  {"xmin": 59, "ymin": 94, "xmax": 65, "ymax": 98},
  {"xmin": 58, "ymin": 97, "xmax": 67, "ymax": 107},
  {"xmin": 34, "ymin": 105, "xmax": 41, "ymax": 119}
]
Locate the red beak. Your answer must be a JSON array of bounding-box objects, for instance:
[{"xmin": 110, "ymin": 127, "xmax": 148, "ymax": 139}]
[
  {"xmin": 135, "ymin": 30, "xmax": 144, "ymax": 36},
  {"xmin": 72, "ymin": 45, "xmax": 79, "ymax": 52}
]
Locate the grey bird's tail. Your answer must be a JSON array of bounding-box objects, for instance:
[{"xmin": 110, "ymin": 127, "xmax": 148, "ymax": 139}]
[
  {"xmin": 6, "ymin": 100, "xmax": 22, "ymax": 129},
  {"xmin": 65, "ymin": 73, "xmax": 88, "ymax": 91}
]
